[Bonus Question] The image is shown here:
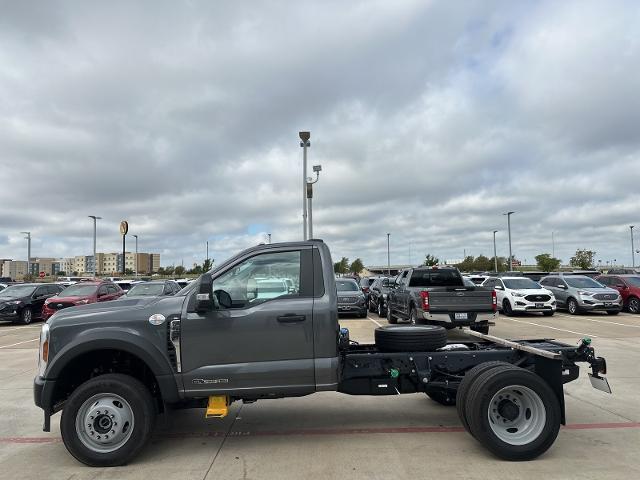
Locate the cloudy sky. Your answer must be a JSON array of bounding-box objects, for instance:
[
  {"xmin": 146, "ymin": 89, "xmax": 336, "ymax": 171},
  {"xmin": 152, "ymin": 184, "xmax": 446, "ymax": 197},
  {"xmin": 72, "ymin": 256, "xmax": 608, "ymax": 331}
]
[{"xmin": 1, "ymin": 0, "xmax": 639, "ymax": 269}]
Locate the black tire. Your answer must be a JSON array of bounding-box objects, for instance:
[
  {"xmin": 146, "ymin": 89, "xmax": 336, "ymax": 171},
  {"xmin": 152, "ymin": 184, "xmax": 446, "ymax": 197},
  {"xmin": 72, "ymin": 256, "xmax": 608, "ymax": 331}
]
[
  {"xmin": 628, "ymin": 297, "xmax": 640, "ymax": 314},
  {"xmin": 542, "ymin": 311, "xmax": 554, "ymax": 317},
  {"xmin": 470, "ymin": 323, "xmax": 489, "ymax": 335},
  {"xmin": 425, "ymin": 388, "xmax": 456, "ymax": 406},
  {"xmin": 387, "ymin": 304, "xmax": 398, "ymax": 324},
  {"xmin": 606, "ymin": 310, "xmax": 620, "ymax": 316},
  {"xmin": 377, "ymin": 300, "xmax": 386, "ymax": 318},
  {"xmin": 359, "ymin": 310, "xmax": 367, "ymax": 318},
  {"xmin": 502, "ymin": 299, "xmax": 513, "ymax": 316},
  {"xmin": 368, "ymin": 299, "xmax": 375, "ymax": 313},
  {"xmin": 60, "ymin": 374, "xmax": 156, "ymax": 467},
  {"xmin": 567, "ymin": 298, "xmax": 580, "ymax": 315},
  {"xmin": 456, "ymin": 362, "xmax": 517, "ymax": 435},
  {"xmin": 465, "ymin": 367, "xmax": 561, "ymax": 461},
  {"xmin": 374, "ymin": 325, "xmax": 447, "ymax": 352},
  {"xmin": 20, "ymin": 307, "xmax": 33, "ymax": 325}
]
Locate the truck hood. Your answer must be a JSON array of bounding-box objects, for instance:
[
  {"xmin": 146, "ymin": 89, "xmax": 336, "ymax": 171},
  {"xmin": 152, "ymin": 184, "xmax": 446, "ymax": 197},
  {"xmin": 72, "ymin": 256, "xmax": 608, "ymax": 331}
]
[{"xmin": 47, "ymin": 295, "xmax": 186, "ymax": 327}]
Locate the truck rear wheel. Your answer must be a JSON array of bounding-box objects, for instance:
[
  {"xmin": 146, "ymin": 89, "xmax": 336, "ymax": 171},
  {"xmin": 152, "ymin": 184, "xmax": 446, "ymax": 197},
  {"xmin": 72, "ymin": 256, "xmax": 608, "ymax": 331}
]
[
  {"xmin": 456, "ymin": 362, "xmax": 517, "ymax": 435},
  {"xmin": 464, "ymin": 367, "xmax": 561, "ymax": 461},
  {"xmin": 387, "ymin": 306, "xmax": 398, "ymax": 324},
  {"xmin": 60, "ymin": 373, "xmax": 156, "ymax": 467},
  {"xmin": 374, "ymin": 325, "xmax": 447, "ymax": 352}
]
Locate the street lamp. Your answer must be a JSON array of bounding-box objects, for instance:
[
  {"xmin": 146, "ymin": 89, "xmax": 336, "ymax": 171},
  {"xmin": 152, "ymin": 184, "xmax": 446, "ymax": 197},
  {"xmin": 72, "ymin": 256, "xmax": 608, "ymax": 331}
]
[
  {"xmin": 299, "ymin": 131, "xmax": 310, "ymax": 240},
  {"xmin": 492, "ymin": 230, "xmax": 498, "ymax": 272},
  {"xmin": 503, "ymin": 212, "xmax": 515, "ymax": 271},
  {"xmin": 88, "ymin": 216, "xmax": 101, "ymax": 276},
  {"xmin": 306, "ymin": 164, "xmax": 322, "ymax": 238},
  {"xmin": 132, "ymin": 234, "xmax": 138, "ymax": 277},
  {"xmin": 630, "ymin": 226, "xmax": 635, "ymax": 268},
  {"xmin": 20, "ymin": 231, "xmax": 31, "ymax": 278},
  {"xmin": 387, "ymin": 233, "xmax": 391, "ymax": 276},
  {"xmin": 552, "ymin": 231, "xmax": 555, "ymax": 258}
]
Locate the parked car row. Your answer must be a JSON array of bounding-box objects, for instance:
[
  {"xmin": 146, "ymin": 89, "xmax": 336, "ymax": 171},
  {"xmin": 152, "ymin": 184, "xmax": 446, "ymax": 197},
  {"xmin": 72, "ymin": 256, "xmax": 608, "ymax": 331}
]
[{"xmin": 0, "ymin": 279, "xmax": 186, "ymax": 324}]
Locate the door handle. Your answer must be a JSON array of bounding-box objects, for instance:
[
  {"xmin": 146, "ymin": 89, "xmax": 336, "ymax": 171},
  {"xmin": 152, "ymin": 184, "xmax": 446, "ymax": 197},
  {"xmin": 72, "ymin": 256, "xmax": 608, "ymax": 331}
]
[{"xmin": 277, "ymin": 314, "xmax": 306, "ymax": 323}]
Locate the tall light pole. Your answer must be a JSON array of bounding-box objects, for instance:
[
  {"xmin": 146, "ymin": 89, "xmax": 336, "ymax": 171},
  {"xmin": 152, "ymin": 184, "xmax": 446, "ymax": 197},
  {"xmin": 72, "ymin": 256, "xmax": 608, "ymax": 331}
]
[
  {"xmin": 503, "ymin": 211, "xmax": 515, "ymax": 271},
  {"xmin": 493, "ymin": 230, "xmax": 498, "ymax": 272},
  {"xmin": 631, "ymin": 226, "xmax": 635, "ymax": 268},
  {"xmin": 267, "ymin": 234, "xmax": 271, "ymax": 244},
  {"xmin": 387, "ymin": 233, "xmax": 391, "ymax": 276},
  {"xmin": 299, "ymin": 131, "xmax": 310, "ymax": 240},
  {"xmin": 20, "ymin": 231, "xmax": 31, "ymax": 278},
  {"xmin": 133, "ymin": 234, "xmax": 138, "ymax": 277},
  {"xmin": 552, "ymin": 231, "xmax": 555, "ymax": 258},
  {"xmin": 88, "ymin": 216, "xmax": 101, "ymax": 276},
  {"xmin": 306, "ymin": 165, "xmax": 322, "ymax": 239}
]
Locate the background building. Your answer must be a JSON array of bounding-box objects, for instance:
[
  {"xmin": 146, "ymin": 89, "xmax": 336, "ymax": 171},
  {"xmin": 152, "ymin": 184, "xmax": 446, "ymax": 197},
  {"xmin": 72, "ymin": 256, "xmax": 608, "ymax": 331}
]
[{"xmin": 2, "ymin": 260, "xmax": 28, "ymax": 280}]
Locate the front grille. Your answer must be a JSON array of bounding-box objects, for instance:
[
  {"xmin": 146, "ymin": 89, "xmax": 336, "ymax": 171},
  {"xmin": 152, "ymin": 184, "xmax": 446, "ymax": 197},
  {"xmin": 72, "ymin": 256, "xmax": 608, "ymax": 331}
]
[
  {"xmin": 338, "ymin": 296, "xmax": 357, "ymax": 304},
  {"xmin": 594, "ymin": 293, "xmax": 617, "ymax": 300},
  {"xmin": 524, "ymin": 295, "xmax": 551, "ymax": 302},
  {"xmin": 48, "ymin": 302, "xmax": 75, "ymax": 310}
]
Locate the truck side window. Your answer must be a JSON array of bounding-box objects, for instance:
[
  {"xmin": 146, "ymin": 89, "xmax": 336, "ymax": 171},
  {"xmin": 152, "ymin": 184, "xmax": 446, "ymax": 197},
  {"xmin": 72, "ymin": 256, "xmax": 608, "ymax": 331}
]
[{"xmin": 212, "ymin": 250, "xmax": 301, "ymax": 309}]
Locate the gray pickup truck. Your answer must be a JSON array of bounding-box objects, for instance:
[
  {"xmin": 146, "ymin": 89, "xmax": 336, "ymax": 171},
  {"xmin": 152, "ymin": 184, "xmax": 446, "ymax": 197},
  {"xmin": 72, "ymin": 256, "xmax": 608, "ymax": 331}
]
[
  {"xmin": 34, "ymin": 240, "xmax": 610, "ymax": 466},
  {"xmin": 387, "ymin": 266, "xmax": 496, "ymax": 334}
]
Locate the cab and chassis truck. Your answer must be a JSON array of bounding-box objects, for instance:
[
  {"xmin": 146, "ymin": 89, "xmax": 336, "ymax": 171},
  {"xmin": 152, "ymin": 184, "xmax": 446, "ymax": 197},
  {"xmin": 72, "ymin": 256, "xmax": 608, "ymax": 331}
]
[{"xmin": 34, "ymin": 240, "xmax": 610, "ymax": 466}]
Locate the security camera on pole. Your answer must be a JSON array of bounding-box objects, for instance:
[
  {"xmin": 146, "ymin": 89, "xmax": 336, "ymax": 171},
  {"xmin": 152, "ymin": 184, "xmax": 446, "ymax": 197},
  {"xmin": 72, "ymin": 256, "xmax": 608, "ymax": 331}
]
[{"xmin": 299, "ymin": 131, "xmax": 310, "ymax": 240}]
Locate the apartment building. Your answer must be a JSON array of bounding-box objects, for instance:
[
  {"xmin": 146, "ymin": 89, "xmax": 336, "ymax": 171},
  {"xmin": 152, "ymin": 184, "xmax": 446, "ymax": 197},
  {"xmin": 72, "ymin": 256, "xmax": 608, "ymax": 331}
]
[
  {"xmin": 2, "ymin": 260, "xmax": 28, "ymax": 280},
  {"xmin": 29, "ymin": 258, "xmax": 57, "ymax": 277}
]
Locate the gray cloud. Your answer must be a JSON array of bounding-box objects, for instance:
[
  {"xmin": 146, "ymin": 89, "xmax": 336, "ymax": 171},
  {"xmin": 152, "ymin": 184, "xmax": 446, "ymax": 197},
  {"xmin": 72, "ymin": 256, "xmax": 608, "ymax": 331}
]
[{"xmin": 0, "ymin": 0, "xmax": 639, "ymax": 269}]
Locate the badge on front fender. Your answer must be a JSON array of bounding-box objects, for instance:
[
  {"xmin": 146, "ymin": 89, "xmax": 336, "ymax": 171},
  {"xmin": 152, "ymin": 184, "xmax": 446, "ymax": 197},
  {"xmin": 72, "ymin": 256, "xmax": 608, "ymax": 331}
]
[{"xmin": 148, "ymin": 314, "xmax": 166, "ymax": 326}]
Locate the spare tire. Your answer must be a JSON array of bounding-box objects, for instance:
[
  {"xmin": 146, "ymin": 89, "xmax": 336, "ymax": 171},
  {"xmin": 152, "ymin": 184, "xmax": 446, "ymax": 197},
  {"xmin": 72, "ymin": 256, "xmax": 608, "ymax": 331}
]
[{"xmin": 374, "ymin": 325, "xmax": 447, "ymax": 352}]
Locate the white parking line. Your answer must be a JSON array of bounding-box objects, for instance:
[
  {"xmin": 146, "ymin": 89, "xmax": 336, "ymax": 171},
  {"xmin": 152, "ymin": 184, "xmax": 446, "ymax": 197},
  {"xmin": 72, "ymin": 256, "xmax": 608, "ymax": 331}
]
[
  {"xmin": 500, "ymin": 316, "xmax": 598, "ymax": 338},
  {"xmin": 554, "ymin": 314, "xmax": 640, "ymax": 329},
  {"xmin": 0, "ymin": 325, "xmax": 40, "ymax": 335},
  {"xmin": 0, "ymin": 338, "xmax": 39, "ymax": 349},
  {"xmin": 367, "ymin": 315, "xmax": 383, "ymax": 327}
]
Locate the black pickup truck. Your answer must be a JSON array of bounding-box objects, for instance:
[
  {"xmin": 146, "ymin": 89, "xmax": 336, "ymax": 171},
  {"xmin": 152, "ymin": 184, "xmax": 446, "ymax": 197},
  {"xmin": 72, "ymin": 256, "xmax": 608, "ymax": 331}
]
[
  {"xmin": 34, "ymin": 240, "xmax": 610, "ymax": 466},
  {"xmin": 387, "ymin": 266, "xmax": 496, "ymax": 333}
]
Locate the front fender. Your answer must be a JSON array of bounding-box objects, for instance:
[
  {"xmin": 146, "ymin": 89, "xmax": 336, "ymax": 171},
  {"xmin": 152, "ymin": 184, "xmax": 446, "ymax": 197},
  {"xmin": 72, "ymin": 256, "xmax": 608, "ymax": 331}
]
[{"xmin": 47, "ymin": 326, "xmax": 174, "ymax": 378}]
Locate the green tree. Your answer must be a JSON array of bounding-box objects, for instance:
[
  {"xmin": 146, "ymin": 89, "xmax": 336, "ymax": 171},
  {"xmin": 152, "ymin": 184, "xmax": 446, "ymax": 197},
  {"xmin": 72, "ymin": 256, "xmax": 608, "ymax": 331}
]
[
  {"xmin": 535, "ymin": 253, "xmax": 561, "ymax": 272},
  {"xmin": 174, "ymin": 265, "xmax": 186, "ymax": 276},
  {"xmin": 202, "ymin": 258, "xmax": 213, "ymax": 271},
  {"xmin": 57, "ymin": 271, "xmax": 66, "ymax": 276},
  {"xmin": 570, "ymin": 249, "xmax": 595, "ymax": 269},
  {"xmin": 350, "ymin": 258, "xmax": 364, "ymax": 275},
  {"xmin": 72, "ymin": 271, "xmax": 79, "ymax": 276},
  {"xmin": 189, "ymin": 265, "xmax": 203, "ymax": 275},
  {"xmin": 333, "ymin": 257, "xmax": 349, "ymax": 275},
  {"xmin": 157, "ymin": 267, "xmax": 166, "ymax": 276},
  {"xmin": 125, "ymin": 268, "xmax": 134, "ymax": 275},
  {"xmin": 456, "ymin": 256, "xmax": 475, "ymax": 272},
  {"xmin": 164, "ymin": 266, "xmax": 175, "ymax": 276},
  {"xmin": 473, "ymin": 255, "xmax": 493, "ymax": 271},
  {"xmin": 423, "ymin": 254, "xmax": 439, "ymax": 266}
]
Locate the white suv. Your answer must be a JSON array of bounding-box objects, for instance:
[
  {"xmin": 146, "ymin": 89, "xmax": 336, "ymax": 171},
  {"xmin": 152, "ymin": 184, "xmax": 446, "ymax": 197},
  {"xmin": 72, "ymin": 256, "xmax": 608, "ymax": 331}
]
[{"xmin": 482, "ymin": 276, "xmax": 556, "ymax": 316}]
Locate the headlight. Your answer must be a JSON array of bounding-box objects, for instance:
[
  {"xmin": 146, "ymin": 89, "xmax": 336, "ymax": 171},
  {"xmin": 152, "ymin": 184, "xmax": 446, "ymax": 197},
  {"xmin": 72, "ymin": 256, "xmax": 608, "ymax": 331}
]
[
  {"xmin": 8, "ymin": 300, "xmax": 22, "ymax": 305},
  {"xmin": 382, "ymin": 293, "xmax": 387, "ymax": 299},
  {"xmin": 75, "ymin": 299, "xmax": 89, "ymax": 305},
  {"xmin": 578, "ymin": 291, "xmax": 593, "ymax": 296},
  {"xmin": 38, "ymin": 323, "xmax": 50, "ymax": 378},
  {"xmin": 511, "ymin": 292, "xmax": 525, "ymax": 297}
]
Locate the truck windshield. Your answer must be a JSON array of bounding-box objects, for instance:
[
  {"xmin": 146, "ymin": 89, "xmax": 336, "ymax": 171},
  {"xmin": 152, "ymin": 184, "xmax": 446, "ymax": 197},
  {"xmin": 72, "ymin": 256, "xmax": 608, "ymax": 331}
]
[
  {"xmin": 336, "ymin": 280, "xmax": 359, "ymax": 291},
  {"xmin": 409, "ymin": 270, "xmax": 461, "ymax": 287},
  {"xmin": 503, "ymin": 278, "xmax": 541, "ymax": 290}
]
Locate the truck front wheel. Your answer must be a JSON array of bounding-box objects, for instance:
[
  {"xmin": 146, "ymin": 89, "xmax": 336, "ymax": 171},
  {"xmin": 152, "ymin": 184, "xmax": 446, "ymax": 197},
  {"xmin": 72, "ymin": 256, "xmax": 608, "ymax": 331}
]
[
  {"xmin": 464, "ymin": 367, "xmax": 561, "ymax": 461},
  {"xmin": 60, "ymin": 373, "xmax": 156, "ymax": 467},
  {"xmin": 387, "ymin": 305, "xmax": 398, "ymax": 324}
]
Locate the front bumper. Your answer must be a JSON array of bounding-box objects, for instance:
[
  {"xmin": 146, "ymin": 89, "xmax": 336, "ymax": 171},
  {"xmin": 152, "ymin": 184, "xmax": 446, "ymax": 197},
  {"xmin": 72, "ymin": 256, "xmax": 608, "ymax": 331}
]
[
  {"xmin": 0, "ymin": 310, "xmax": 19, "ymax": 321},
  {"xmin": 338, "ymin": 304, "xmax": 367, "ymax": 314},
  {"xmin": 577, "ymin": 299, "xmax": 623, "ymax": 311},
  {"xmin": 33, "ymin": 375, "xmax": 56, "ymax": 431},
  {"xmin": 421, "ymin": 310, "xmax": 496, "ymax": 325},
  {"xmin": 512, "ymin": 298, "xmax": 557, "ymax": 312}
]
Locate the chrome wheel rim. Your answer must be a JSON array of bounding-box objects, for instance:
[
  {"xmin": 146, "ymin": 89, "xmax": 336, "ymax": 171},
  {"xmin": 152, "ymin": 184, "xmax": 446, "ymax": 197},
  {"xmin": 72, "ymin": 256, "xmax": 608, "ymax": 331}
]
[
  {"xmin": 378, "ymin": 302, "xmax": 383, "ymax": 316},
  {"xmin": 23, "ymin": 309, "xmax": 32, "ymax": 323},
  {"xmin": 488, "ymin": 385, "xmax": 546, "ymax": 445},
  {"xmin": 630, "ymin": 299, "xmax": 639, "ymax": 314},
  {"xmin": 75, "ymin": 393, "xmax": 135, "ymax": 453},
  {"xmin": 568, "ymin": 301, "xmax": 576, "ymax": 314}
]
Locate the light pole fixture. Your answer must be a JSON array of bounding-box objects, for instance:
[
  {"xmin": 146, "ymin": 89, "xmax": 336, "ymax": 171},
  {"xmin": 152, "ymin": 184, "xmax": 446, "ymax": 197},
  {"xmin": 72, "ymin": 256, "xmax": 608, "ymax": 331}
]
[
  {"xmin": 133, "ymin": 234, "xmax": 138, "ymax": 277},
  {"xmin": 387, "ymin": 233, "xmax": 391, "ymax": 276},
  {"xmin": 503, "ymin": 211, "xmax": 515, "ymax": 271},
  {"xmin": 299, "ymin": 131, "xmax": 311, "ymax": 240},
  {"xmin": 631, "ymin": 226, "xmax": 635, "ymax": 268},
  {"xmin": 492, "ymin": 230, "xmax": 498, "ymax": 272},
  {"xmin": 306, "ymin": 164, "xmax": 322, "ymax": 239},
  {"xmin": 88, "ymin": 216, "xmax": 101, "ymax": 276},
  {"xmin": 20, "ymin": 231, "xmax": 31, "ymax": 278}
]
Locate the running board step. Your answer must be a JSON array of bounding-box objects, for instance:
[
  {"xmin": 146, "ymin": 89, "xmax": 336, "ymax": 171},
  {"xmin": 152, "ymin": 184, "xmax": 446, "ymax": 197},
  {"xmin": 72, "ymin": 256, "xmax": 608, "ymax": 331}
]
[{"xmin": 205, "ymin": 395, "xmax": 229, "ymax": 418}]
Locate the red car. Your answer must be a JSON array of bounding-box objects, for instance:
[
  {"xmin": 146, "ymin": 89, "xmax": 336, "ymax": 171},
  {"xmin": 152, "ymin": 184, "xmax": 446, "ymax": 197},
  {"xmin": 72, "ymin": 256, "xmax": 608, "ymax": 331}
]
[
  {"xmin": 42, "ymin": 281, "xmax": 125, "ymax": 320},
  {"xmin": 596, "ymin": 275, "xmax": 640, "ymax": 314}
]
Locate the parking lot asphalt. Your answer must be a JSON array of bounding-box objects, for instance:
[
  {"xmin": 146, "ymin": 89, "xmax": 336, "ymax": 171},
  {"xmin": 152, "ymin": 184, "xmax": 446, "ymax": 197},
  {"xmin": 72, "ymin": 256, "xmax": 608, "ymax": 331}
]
[{"xmin": 0, "ymin": 311, "xmax": 639, "ymax": 480}]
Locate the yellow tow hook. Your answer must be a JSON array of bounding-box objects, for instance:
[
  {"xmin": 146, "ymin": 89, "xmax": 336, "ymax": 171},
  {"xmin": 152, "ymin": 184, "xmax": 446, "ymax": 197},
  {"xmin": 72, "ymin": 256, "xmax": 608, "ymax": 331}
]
[{"xmin": 205, "ymin": 395, "xmax": 229, "ymax": 418}]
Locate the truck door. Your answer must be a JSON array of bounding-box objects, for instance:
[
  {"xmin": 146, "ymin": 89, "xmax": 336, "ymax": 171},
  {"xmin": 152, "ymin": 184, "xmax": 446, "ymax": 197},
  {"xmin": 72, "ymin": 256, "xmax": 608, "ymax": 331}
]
[{"xmin": 180, "ymin": 247, "xmax": 316, "ymax": 396}]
